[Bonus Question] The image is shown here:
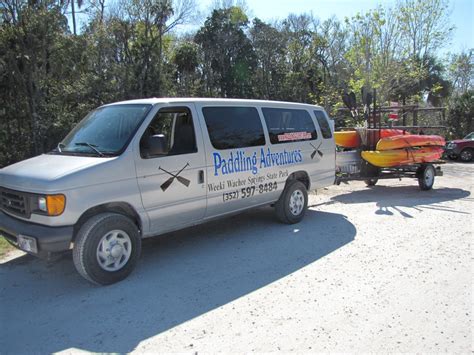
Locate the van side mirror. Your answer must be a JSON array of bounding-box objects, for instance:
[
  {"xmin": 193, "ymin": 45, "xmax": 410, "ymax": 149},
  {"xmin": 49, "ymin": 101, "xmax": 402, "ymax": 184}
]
[{"xmin": 145, "ymin": 134, "xmax": 168, "ymax": 156}]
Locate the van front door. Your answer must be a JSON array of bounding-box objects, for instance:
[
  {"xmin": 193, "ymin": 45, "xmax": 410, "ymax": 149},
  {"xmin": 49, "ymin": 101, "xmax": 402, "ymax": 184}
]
[{"xmin": 135, "ymin": 105, "xmax": 207, "ymax": 234}]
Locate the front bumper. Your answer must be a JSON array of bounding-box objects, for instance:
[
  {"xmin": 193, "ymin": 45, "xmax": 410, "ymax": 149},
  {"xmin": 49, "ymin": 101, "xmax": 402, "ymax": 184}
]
[
  {"xmin": 444, "ymin": 144, "xmax": 460, "ymax": 157},
  {"xmin": 0, "ymin": 211, "xmax": 73, "ymax": 257}
]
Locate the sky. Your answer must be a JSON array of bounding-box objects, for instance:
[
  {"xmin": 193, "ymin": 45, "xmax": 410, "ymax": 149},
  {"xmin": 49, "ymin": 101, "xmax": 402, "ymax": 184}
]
[
  {"xmin": 194, "ymin": 0, "xmax": 473, "ymax": 54},
  {"xmin": 73, "ymin": 0, "xmax": 473, "ymax": 54}
]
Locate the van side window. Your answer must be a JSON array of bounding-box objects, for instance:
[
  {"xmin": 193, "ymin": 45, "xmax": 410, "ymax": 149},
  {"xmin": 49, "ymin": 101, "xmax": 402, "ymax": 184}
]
[
  {"xmin": 314, "ymin": 110, "xmax": 332, "ymax": 139},
  {"xmin": 140, "ymin": 107, "xmax": 197, "ymax": 158},
  {"xmin": 262, "ymin": 108, "xmax": 317, "ymax": 144},
  {"xmin": 202, "ymin": 107, "xmax": 265, "ymax": 149}
]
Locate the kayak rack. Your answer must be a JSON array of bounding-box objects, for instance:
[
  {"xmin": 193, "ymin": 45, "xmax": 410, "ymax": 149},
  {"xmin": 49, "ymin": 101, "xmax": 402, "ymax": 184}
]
[
  {"xmin": 334, "ymin": 88, "xmax": 447, "ymax": 189},
  {"xmin": 336, "ymin": 88, "xmax": 447, "ymax": 150}
]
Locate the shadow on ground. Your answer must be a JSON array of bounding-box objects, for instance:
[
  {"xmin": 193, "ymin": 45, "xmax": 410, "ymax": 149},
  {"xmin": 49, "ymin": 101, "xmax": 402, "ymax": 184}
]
[
  {"xmin": 0, "ymin": 207, "xmax": 355, "ymax": 353},
  {"xmin": 330, "ymin": 186, "xmax": 471, "ymax": 218}
]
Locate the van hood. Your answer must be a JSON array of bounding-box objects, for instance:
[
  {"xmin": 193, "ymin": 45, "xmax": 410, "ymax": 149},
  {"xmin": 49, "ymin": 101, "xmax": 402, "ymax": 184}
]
[
  {"xmin": 449, "ymin": 139, "xmax": 469, "ymax": 144},
  {"xmin": 0, "ymin": 154, "xmax": 117, "ymax": 192}
]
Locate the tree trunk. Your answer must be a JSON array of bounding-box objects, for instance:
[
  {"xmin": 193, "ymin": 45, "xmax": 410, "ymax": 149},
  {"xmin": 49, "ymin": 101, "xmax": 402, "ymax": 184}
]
[{"xmin": 71, "ymin": 0, "xmax": 77, "ymax": 35}]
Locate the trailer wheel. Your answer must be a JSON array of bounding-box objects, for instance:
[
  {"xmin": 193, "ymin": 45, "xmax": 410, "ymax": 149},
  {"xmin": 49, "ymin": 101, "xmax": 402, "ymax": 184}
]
[
  {"xmin": 275, "ymin": 180, "xmax": 308, "ymax": 224},
  {"xmin": 364, "ymin": 178, "xmax": 378, "ymax": 186},
  {"xmin": 73, "ymin": 213, "xmax": 141, "ymax": 285},
  {"xmin": 417, "ymin": 164, "xmax": 435, "ymax": 191}
]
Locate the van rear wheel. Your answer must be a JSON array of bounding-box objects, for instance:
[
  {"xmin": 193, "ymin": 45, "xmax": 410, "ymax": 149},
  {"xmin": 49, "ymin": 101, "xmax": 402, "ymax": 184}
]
[
  {"xmin": 275, "ymin": 180, "xmax": 308, "ymax": 224},
  {"xmin": 73, "ymin": 213, "xmax": 141, "ymax": 285}
]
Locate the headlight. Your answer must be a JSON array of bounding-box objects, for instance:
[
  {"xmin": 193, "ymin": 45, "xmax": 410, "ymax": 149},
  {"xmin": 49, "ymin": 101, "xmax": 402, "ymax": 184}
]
[
  {"xmin": 37, "ymin": 194, "xmax": 66, "ymax": 216},
  {"xmin": 447, "ymin": 143, "xmax": 456, "ymax": 149},
  {"xmin": 38, "ymin": 197, "xmax": 47, "ymax": 212}
]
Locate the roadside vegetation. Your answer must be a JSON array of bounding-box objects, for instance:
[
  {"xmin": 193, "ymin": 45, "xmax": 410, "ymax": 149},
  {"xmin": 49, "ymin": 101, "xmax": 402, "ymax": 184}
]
[
  {"xmin": 0, "ymin": 0, "xmax": 472, "ymax": 168},
  {"xmin": 0, "ymin": 236, "xmax": 14, "ymax": 258}
]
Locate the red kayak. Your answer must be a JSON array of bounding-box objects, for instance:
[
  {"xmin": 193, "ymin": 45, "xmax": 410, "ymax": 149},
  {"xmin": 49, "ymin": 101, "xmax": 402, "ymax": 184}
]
[{"xmin": 376, "ymin": 135, "xmax": 445, "ymax": 151}]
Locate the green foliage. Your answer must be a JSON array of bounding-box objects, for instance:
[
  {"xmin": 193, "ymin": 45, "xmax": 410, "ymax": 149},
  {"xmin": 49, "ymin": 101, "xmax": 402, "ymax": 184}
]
[
  {"xmin": 0, "ymin": 236, "xmax": 15, "ymax": 258},
  {"xmin": 0, "ymin": 0, "xmax": 469, "ymax": 167},
  {"xmin": 447, "ymin": 90, "xmax": 474, "ymax": 138},
  {"xmin": 194, "ymin": 7, "xmax": 256, "ymax": 97}
]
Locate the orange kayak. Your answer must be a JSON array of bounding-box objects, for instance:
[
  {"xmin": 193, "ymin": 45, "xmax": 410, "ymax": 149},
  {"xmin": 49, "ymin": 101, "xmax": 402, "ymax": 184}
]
[
  {"xmin": 376, "ymin": 135, "xmax": 445, "ymax": 151},
  {"xmin": 361, "ymin": 146, "xmax": 444, "ymax": 167},
  {"xmin": 334, "ymin": 131, "xmax": 360, "ymax": 148},
  {"xmin": 335, "ymin": 129, "xmax": 406, "ymax": 148}
]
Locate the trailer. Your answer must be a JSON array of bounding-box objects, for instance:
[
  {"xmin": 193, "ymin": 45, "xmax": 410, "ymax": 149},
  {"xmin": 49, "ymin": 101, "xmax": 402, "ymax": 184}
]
[
  {"xmin": 335, "ymin": 149, "xmax": 444, "ymax": 190},
  {"xmin": 334, "ymin": 89, "xmax": 446, "ymax": 190}
]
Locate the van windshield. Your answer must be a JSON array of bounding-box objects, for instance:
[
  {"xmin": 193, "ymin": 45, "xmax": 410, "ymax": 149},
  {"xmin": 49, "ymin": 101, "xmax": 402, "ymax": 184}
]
[{"xmin": 57, "ymin": 104, "xmax": 152, "ymax": 156}]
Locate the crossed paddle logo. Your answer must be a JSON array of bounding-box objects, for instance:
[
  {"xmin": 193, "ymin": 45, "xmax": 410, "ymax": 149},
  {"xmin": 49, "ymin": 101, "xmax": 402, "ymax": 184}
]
[
  {"xmin": 310, "ymin": 142, "xmax": 323, "ymax": 159},
  {"xmin": 159, "ymin": 163, "xmax": 190, "ymax": 191}
]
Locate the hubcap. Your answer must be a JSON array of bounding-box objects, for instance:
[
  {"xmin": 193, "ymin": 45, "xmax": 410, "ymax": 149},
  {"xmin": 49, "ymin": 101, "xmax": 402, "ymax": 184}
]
[
  {"xmin": 461, "ymin": 150, "xmax": 472, "ymax": 161},
  {"xmin": 289, "ymin": 189, "xmax": 305, "ymax": 216},
  {"xmin": 96, "ymin": 230, "xmax": 132, "ymax": 272},
  {"xmin": 424, "ymin": 167, "xmax": 434, "ymax": 186}
]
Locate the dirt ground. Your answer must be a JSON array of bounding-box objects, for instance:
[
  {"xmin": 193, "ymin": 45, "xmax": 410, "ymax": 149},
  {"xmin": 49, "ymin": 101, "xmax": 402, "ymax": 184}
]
[{"xmin": 0, "ymin": 162, "xmax": 472, "ymax": 353}]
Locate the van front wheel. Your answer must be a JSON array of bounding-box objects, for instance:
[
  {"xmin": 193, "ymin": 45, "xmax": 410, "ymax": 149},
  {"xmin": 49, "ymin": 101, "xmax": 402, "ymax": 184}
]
[
  {"xmin": 275, "ymin": 180, "xmax": 308, "ymax": 224},
  {"xmin": 73, "ymin": 213, "xmax": 141, "ymax": 285}
]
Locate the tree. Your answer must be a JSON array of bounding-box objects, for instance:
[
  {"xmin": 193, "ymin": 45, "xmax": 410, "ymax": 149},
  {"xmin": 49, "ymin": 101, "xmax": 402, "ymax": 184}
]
[
  {"xmin": 397, "ymin": 0, "xmax": 453, "ymax": 60},
  {"xmin": 448, "ymin": 50, "xmax": 474, "ymax": 95},
  {"xmin": 70, "ymin": 0, "xmax": 84, "ymax": 35},
  {"xmin": 0, "ymin": 0, "xmax": 90, "ymax": 165},
  {"xmin": 172, "ymin": 41, "xmax": 199, "ymax": 96},
  {"xmin": 447, "ymin": 90, "xmax": 473, "ymax": 138},
  {"xmin": 0, "ymin": 0, "xmax": 467, "ymax": 167},
  {"xmin": 195, "ymin": 6, "xmax": 256, "ymax": 97},
  {"xmin": 249, "ymin": 18, "xmax": 286, "ymax": 99}
]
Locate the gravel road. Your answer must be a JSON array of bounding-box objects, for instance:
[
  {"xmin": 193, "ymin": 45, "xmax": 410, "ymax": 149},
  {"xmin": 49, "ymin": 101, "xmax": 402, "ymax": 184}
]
[{"xmin": 1, "ymin": 162, "xmax": 472, "ymax": 353}]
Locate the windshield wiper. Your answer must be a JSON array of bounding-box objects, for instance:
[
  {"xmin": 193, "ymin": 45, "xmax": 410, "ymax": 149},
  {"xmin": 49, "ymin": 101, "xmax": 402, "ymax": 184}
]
[{"xmin": 75, "ymin": 142, "xmax": 104, "ymax": 157}]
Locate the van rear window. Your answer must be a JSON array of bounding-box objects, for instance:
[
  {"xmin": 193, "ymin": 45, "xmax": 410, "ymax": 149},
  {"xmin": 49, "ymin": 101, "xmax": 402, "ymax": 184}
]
[
  {"xmin": 262, "ymin": 108, "xmax": 317, "ymax": 144},
  {"xmin": 314, "ymin": 110, "xmax": 333, "ymax": 139},
  {"xmin": 202, "ymin": 107, "xmax": 265, "ymax": 149}
]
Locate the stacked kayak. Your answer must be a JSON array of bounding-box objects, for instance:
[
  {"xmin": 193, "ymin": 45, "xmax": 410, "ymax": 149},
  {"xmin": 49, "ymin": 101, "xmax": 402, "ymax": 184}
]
[
  {"xmin": 334, "ymin": 131, "xmax": 360, "ymax": 148},
  {"xmin": 334, "ymin": 129, "xmax": 405, "ymax": 149},
  {"xmin": 362, "ymin": 146, "xmax": 444, "ymax": 167},
  {"xmin": 362, "ymin": 134, "xmax": 445, "ymax": 168},
  {"xmin": 376, "ymin": 135, "xmax": 445, "ymax": 151}
]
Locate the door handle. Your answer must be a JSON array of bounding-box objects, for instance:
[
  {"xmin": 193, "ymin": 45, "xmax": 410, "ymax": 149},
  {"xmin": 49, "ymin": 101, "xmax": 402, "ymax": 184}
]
[{"xmin": 198, "ymin": 170, "xmax": 204, "ymax": 184}]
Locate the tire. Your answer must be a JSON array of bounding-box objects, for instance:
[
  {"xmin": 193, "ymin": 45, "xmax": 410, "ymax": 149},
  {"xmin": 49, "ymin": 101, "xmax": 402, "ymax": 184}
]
[
  {"xmin": 73, "ymin": 213, "xmax": 141, "ymax": 285},
  {"xmin": 459, "ymin": 148, "xmax": 473, "ymax": 162},
  {"xmin": 275, "ymin": 180, "xmax": 308, "ymax": 224},
  {"xmin": 417, "ymin": 164, "xmax": 435, "ymax": 191},
  {"xmin": 364, "ymin": 178, "xmax": 378, "ymax": 186}
]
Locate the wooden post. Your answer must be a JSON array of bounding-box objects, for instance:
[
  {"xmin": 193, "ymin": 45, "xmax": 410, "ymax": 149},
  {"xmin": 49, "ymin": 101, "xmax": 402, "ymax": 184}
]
[{"xmin": 402, "ymin": 97, "xmax": 406, "ymax": 127}]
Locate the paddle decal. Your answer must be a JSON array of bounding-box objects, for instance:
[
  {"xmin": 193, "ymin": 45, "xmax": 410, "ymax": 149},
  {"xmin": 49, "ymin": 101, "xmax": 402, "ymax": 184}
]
[
  {"xmin": 159, "ymin": 163, "xmax": 190, "ymax": 191},
  {"xmin": 310, "ymin": 142, "xmax": 323, "ymax": 160}
]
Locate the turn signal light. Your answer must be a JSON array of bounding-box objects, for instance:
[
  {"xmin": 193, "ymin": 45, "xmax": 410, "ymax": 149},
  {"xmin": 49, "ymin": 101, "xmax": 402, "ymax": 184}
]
[{"xmin": 46, "ymin": 194, "xmax": 66, "ymax": 216}]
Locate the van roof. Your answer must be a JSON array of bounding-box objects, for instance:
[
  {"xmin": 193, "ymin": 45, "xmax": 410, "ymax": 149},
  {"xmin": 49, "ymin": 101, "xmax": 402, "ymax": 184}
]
[{"xmin": 104, "ymin": 97, "xmax": 323, "ymax": 109}]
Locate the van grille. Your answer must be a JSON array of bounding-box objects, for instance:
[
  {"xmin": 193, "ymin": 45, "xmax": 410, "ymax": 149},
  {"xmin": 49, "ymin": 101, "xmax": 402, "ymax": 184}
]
[{"xmin": 0, "ymin": 188, "xmax": 30, "ymax": 218}]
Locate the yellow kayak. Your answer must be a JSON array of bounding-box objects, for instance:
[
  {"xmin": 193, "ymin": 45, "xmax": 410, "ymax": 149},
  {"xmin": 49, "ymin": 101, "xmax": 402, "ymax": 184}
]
[{"xmin": 361, "ymin": 147, "xmax": 444, "ymax": 167}]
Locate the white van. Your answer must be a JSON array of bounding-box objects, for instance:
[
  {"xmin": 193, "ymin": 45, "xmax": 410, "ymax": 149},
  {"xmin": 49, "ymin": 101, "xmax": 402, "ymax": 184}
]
[{"xmin": 0, "ymin": 98, "xmax": 336, "ymax": 284}]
